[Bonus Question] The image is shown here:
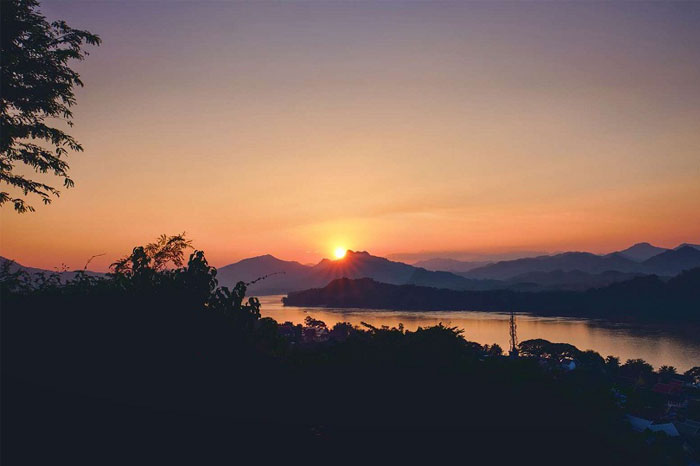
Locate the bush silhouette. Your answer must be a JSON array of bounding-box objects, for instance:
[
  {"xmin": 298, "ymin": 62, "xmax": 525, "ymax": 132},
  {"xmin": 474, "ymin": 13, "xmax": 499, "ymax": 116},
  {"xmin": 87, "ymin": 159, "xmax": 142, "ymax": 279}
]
[{"xmin": 1, "ymin": 235, "xmax": 690, "ymax": 463}]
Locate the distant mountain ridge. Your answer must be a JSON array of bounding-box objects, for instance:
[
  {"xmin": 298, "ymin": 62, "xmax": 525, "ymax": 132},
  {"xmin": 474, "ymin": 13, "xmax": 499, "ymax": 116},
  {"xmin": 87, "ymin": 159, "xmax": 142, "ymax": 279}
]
[
  {"xmin": 185, "ymin": 241, "xmax": 700, "ymax": 294},
  {"xmin": 461, "ymin": 251, "xmax": 644, "ymax": 280},
  {"xmin": 0, "ymin": 256, "xmax": 104, "ymax": 281},
  {"xmin": 216, "ymin": 250, "xmax": 500, "ymax": 295},
  {"xmin": 675, "ymin": 243, "xmax": 700, "ymax": 251},
  {"xmin": 216, "ymin": 254, "xmax": 310, "ymax": 295},
  {"xmin": 504, "ymin": 269, "xmax": 644, "ymax": 291},
  {"xmin": 412, "ymin": 258, "xmax": 492, "ymax": 273},
  {"xmin": 4, "ymin": 240, "xmax": 699, "ymax": 295},
  {"xmin": 643, "ymin": 246, "xmax": 700, "ymax": 276},
  {"xmin": 459, "ymin": 243, "xmax": 700, "ymax": 280}
]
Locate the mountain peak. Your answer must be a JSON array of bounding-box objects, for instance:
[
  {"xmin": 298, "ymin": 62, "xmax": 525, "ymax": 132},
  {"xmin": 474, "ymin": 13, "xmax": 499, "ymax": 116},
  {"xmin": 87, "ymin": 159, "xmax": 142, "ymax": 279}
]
[
  {"xmin": 675, "ymin": 243, "xmax": 700, "ymax": 251},
  {"xmin": 617, "ymin": 242, "xmax": 668, "ymax": 263},
  {"xmin": 344, "ymin": 250, "xmax": 371, "ymax": 257},
  {"xmin": 236, "ymin": 254, "xmax": 286, "ymax": 265},
  {"xmin": 318, "ymin": 250, "xmax": 375, "ymax": 264},
  {"xmin": 673, "ymin": 245, "xmax": 700, "ymax": 254}
]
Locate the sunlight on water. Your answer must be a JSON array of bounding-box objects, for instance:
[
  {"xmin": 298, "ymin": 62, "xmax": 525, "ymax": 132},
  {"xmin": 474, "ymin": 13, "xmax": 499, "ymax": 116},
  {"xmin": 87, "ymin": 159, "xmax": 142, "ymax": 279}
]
[{"xmin": 258, "ymin": 295, "xmax": 700, "ymax": 371}]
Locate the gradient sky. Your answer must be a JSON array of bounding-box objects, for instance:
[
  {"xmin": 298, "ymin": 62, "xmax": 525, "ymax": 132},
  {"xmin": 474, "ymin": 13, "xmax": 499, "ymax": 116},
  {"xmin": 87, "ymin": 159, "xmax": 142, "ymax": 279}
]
[{"xmin": 2, "ymin": 1, "xmax": 700, "ymax": 271}]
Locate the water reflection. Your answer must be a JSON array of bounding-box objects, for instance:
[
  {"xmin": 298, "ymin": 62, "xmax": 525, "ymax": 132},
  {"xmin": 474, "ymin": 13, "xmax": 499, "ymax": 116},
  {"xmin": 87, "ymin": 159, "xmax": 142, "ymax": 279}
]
[{"xmin": 258, "ymin": 295, "xmax": 700, "ymax": 371}]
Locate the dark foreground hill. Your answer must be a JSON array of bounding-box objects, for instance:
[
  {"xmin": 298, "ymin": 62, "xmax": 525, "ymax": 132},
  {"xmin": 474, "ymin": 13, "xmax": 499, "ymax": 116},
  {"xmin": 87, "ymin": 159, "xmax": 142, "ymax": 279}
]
[
  {"xmin": 2, "ymin": 243, "xmax": 690, "ymax": 463},
  {"xmin": 284, "ymin": 268, "xmax": 700, "ymax": 322}
]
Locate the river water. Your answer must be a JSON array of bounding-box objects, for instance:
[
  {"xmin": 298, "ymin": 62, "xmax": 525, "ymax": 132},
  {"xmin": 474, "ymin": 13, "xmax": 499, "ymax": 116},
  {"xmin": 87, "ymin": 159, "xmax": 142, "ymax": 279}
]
[{"xmin": 258, "ymin": 295, "xmax": 700, "ymax": 371}]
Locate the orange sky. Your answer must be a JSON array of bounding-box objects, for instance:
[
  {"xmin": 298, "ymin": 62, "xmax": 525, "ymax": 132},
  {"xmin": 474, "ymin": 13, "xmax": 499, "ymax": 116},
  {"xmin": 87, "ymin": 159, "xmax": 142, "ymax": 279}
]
[{"xmin": 2, "ymin": 1, "xmax": 700, "ymax": 271}]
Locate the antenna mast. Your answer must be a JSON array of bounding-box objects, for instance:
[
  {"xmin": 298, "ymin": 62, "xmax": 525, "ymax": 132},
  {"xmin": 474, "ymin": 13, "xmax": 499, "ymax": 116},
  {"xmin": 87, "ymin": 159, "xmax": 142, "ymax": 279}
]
[{"xmin": 509, "ymin": 311, "xmax": 519, "ymax": 357}]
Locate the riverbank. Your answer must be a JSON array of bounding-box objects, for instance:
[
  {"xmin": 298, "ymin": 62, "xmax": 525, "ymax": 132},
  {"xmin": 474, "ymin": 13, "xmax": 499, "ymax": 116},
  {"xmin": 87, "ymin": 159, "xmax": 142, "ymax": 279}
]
[{"xmin": 262, "ymin": 296, "xmax": 700, "ymax": 371}]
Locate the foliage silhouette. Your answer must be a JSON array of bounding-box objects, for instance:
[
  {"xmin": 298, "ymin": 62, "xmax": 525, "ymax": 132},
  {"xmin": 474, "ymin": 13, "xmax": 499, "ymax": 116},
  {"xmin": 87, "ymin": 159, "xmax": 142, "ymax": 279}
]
[
  {"xmin": 111, "ymin": 233, "xmax": 192, "ymax": 275},
  {"xmin": 1, "ymin": 236, "xmax": 693, "ymax": 463},
  {"xmin": 1, "ymin": 0, "xmax": 100, "ymax": 212},
  {"xmin": 658, "ymin": 365, "xmax": 678, "ymax": 382},
  {"xmin": 684, "ymin": 366, "xmax": 700, "ymax": 385}
]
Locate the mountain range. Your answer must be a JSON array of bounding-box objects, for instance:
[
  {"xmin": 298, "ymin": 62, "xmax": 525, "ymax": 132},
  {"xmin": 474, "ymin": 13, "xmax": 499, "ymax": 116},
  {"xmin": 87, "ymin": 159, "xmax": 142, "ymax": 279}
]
[
  {"xmin": 3, "ymin": 241, "xmax": 699, "ymax": 295},
  {"xmin": 216, "ymin": 250, "xmax": 500, "ymax": 295},
  {"xmin": 214, "ymin": 242, "xmax": 700, "ymax": 294},
  {"xmin": 412, "ymin": 258, "xmax": 493, "ymax": 273},
  {"xmin": 459, "ymin": 244, "xmax": 700, "ymax": 280}
]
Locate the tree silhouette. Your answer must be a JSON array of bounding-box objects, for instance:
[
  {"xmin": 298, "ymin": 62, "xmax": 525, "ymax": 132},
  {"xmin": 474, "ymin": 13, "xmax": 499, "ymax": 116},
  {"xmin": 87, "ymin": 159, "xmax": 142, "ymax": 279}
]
[
  {"xmin": 658, "ymin": 365, "xmax": 677, "ymax": 382},
  {"xmin": 111, "ymin": 233, "xmax": 192, "ymax": 276},
  {"xmin": 1, "ymin": 0, "xmax": 100, "ymax": 213},
  {"xmin": 484, "ymin": 343, "xmax": 503, "ymax": 357},
  {"xmin": 621, "ymin": 358, "xmax": 655, "ymax": 388},
  {"xmin": 684, "ymin": 366, "xmax": 700, "ymax": 385}
]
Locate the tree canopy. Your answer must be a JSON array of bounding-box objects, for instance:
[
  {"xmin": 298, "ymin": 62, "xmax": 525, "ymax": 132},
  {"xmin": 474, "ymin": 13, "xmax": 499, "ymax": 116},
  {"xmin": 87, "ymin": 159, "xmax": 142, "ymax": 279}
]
[
  {"xmin": 110, "ymin": 233, "xmax": 193, "ymax": 276},
  {"xmin": 1, "ymin": 0, "xmax": 100, "ymax": 213}
]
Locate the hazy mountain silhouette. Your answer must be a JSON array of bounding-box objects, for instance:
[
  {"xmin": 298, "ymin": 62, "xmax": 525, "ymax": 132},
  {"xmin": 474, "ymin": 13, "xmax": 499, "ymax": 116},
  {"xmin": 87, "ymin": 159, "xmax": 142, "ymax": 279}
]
[
  {"xmin": 642, "ymin": 246, "xmax": 700, "ymax": 276},
  {"xmin": 504, "ymin": 269, "xmax": 645, "ymax": 291},
  {"xmin": 414, "ymin": 242, "xmax": 699, "ymax": 280},
  {"xmin": 216, "ymin": 254, "xmax": 310, "ymax": 295},
  {"xmin": 307, "ymin": 251, "xmax": 501, "ymax": 289},
  {"xmin": 388, "ymin": 250, "xmax": 548, "ymax": 263},
  {"xmin": 307, "ymin": 251, "xmax": 504, "ymax": 291},
  {"xmin": 215, "ymin": 243, "xmax": 700, "ymax": 294},
  {"xmin": 9, "ymin": 240, "xmax": 697, "ymax": 296},
  {"xmin": 615, "ymin": 242, "xmax": 668, "ymax": 262},
  {"xmin": 308, "ymin": 250, "xmax": 417, "ymax": 287},
  {"xmin": 461, "ymin": 251, "xmax": 645, "ymax": 280},
  {"xmin": 216, "ymin": 250, "xmax": 500, "ymax": 295},
  {"xmin": 0, "ymin": 256, "xmax": 103, "ymax": 281},
  {"xmin": 405, "ymin": 266, "xmax": 502, "ymax": 290},
  {"xmin": 412, "ymin": 258, "xmax": 492, "ymax": 273},
  {"xmin": 675, "ymin": 243, "xmax": 700, "ymax": 251}
]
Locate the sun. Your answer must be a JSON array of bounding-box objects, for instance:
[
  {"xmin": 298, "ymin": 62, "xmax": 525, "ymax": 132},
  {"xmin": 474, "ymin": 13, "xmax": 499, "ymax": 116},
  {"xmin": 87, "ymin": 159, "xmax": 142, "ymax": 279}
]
[{"xmin": 333, "ymin": 247, "xmax": 347, "ymax": 259}]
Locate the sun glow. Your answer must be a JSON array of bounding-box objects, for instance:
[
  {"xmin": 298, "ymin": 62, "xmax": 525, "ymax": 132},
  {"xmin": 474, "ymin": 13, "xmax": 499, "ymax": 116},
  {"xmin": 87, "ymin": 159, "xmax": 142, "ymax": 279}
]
[{"xmin": 333, "ymin": 247, "xmax": 347, "ymax": 259}]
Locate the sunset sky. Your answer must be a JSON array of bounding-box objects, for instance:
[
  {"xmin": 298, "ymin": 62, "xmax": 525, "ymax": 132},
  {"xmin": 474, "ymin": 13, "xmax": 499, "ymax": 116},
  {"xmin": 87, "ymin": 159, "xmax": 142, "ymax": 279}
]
[{"xmin": 2, "ymin": 1, "xmax": 700, "ymax": 271}]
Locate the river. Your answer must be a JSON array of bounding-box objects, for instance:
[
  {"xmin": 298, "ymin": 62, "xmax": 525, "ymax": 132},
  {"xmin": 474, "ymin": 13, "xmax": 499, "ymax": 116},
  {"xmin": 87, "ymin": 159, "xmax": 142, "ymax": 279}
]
[{"xmin": 258, "ymin": 295, "xmax": 700, "ymax": 371}]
